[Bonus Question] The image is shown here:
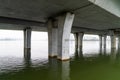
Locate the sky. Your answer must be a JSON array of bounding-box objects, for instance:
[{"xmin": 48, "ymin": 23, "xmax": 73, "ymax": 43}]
[
  {"xmin": 0, "ymin": 30, "xmax": 48, "ymax": 40},
  {"xmin": 0, "ymin": 29, "xmax": 99, "ymax": 40}
]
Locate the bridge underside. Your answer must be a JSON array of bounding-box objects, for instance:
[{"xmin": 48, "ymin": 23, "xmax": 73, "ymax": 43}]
[
  {"xmin": 0, "ymin": 0, "xmax": 119, "ymax": 34},
  {"xmin": 0, "ymin": 0, "xmax": 120, "ymax": 60}
]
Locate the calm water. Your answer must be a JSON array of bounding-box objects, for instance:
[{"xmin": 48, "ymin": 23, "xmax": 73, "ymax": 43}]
[{"xmin": 0, "ymin": 40, "xmax": 120, "ymax": 80}]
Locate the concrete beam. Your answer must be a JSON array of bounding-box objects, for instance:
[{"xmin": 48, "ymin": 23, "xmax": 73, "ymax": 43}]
[
  {"xmin": 72, "ymin": 27, "xmax": 107, "ymax": 35},
  {"xmin": 89, "ymin": 0, "xmax": 120, "ymax": 17},
  {"xmin": 0, "ymin": 16, "xmax": 45, "ymax": 26},
  {"xmin": 0, "ymin": 22, "xmax": 108, "ymax": 35}
]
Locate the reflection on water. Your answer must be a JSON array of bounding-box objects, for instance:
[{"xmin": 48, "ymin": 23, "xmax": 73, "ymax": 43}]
[
  {"xmin": 49, "ymin": 58, "xmax": 70, "ymax": 80},
  {"xmin": 0, "ymin": 41, "xmax": 120, "ymax": 80}
]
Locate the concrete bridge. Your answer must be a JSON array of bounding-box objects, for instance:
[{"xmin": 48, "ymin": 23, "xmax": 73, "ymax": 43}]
[{"xmin": 0, "ymin": 0, "xmax": 120, "ymax": 60}]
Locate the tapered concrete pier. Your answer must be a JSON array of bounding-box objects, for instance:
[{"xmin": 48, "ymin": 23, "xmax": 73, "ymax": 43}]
[
  {"xmin": 57, "ymin": 13, "xmax": 75, "ymax": 60},
  {"xmin": 48, "ymin": 12, "xmax": 75, "ymax": 61},
  {"xmin": 24, "ymin": 28, "xmax": 32, "ymax": 60}
]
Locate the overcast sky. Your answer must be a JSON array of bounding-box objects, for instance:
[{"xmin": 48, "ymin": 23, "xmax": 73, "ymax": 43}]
[{"xmin": 0, "ymin": 30, "xmax": 99, "ymax": 40}]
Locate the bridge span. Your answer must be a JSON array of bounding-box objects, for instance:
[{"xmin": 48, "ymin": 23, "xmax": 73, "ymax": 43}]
[{"xmin": 0, "ymin": 0, "xmax": 119, "ymax": 60}]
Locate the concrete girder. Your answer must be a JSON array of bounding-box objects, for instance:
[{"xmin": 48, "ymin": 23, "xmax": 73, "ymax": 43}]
[
  {"xmin": 89, "ymin": 0, "xmax": 120, "ymax": 17},
  {"xmin": 72, "ymin": 27, "xmax": 107, "ymax": 35},
  {"xmin": 0, "ymin": 16, "xmax": 45, "ymax": 26}
]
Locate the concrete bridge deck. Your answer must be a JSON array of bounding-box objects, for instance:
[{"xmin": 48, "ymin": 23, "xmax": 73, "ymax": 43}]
[{"xmin": 0, "ymin": 0, "xmax": 119, "ymax": 32}]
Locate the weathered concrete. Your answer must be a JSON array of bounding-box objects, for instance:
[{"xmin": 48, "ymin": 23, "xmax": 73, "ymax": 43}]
[
  {"xmin": 74, "ymin": 33, "xmax": 79, "ymax": 52},
  {"xmin": 0, "ymin": 0, "xmax": 119, "ymax": 33},
  {"xmin": 57, "ymin": 12, "xmax": 75, "ymax": 60},
  {"xmin": 118, "ymin": 35, "xmax": 120, "ymax": 49},
  {"xmin": 24, "ymin": 49, "xmax": 31, "ymax": 62},
  {"xmin": 0, "ymin": 0, "xmax": 119, "ymax": 61},
  {"xmin": 48, "ymin": 20, "xmax": 58, "ymax": 57},
  {"xmin": 110, "ymin": 30, "xmax": 116, "ymax": 49},
  {"xmin": 24, "ymin": 27, "xmax": 32, "ymax": 59},
  {"xmin": 103, "ymin": 35, "xmax": 107, "ymax": 49},
  {"xmin": 78, "ymin": 32, "xmax": 84, "ymax": 52},
  {"xmin": 89, "ymin": 0, "xmax": 120, "ymax": 17},
  {"xmin": 103, "ymin": 35, "xmax": 107, "ymax": 54},
  {"xmin": 74, "ymin": 32, "xmax": 84, "ymax": 58},
  {"xmin": 99, "ymin": 35, "xmax": 103, "ymax": 54}
]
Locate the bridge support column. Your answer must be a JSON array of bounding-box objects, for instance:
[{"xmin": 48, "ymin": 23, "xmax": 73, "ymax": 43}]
[
  {"xmin": 24, "ymin": 28, "xmax": 32, "ymax": 60},
  {"xmin": 118, "ymin": 35, "xmax": 120, "ymax": 49},
  {"xmin": 110, "ymin": 30, "xmax": 116, "ymax": 50},
  {"xmin": 103, "ymin": 35, "xmax": 107, "ymax": 49},
  {"xmin": 99, "ymin": 35, "xmax": 103, "ymax": 54},
  {"xmin": 48, "ymin": 20, "xmax": 58, "ymax": 57},
  {"xmin": 57, "ymin": 13, "xmax": 75, "ymax": 61},
  {"xmin": 74, "ymin": 33, "xmax": 78, "ymax": 52},
  {"xmin": 103, "ymin": 35, "xmax": 107, "ymax": 54},
  {"xmin": 78, "ymin": 32, "xmax": 84, "ymax": 53}
]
